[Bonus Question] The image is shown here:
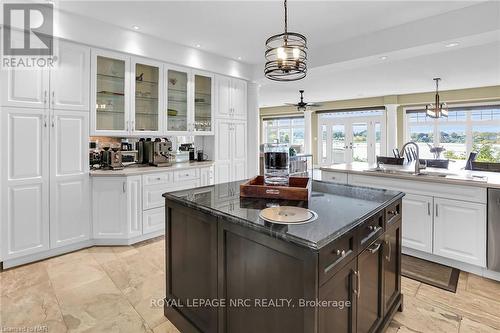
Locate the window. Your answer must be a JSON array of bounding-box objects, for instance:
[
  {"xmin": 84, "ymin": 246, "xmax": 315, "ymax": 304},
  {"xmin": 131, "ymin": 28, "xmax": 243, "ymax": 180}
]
[
  {"xmin": 262, "ymin": 116, "xmax": 305, "ymax": 152},
  {"xmin": 406, "ymin": 105, "xmax": 500, "ymax": 165}
]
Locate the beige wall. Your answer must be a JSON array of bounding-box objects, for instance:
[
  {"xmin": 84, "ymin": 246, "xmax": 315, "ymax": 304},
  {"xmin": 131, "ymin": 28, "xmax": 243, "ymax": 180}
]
[{"xmin": 260, "ymin": 85, "xmax": 500, "ymax": 165}]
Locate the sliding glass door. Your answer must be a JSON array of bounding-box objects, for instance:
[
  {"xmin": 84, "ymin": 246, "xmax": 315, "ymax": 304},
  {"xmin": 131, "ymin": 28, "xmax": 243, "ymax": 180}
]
[{"xmin": 318, "ymin": 111, "xmax": 386, "ymax": 166}]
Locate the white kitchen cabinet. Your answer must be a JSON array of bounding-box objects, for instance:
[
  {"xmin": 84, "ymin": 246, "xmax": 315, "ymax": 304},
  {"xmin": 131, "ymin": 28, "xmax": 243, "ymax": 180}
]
[
  {"xmin": 215, "ymin": 75, "xmax": 247, "ymax": 120},
  {"xmin": 50, "ymin": 111, "xmax": 90, "ymax": 248},
  {"xmin": 215, "ymin": 119, "xmax": 247, "ymax": 183},
  {"xmin": 91, "ymin": 49, "xmax": 131, "ymax": 136},
  {"xmin": 434, "ymin": 198, "xmax": 487, "ymax": 267},
  {"xmin": 200, "ymin": 166, "xmax": 215, "ymax": 186},
  {"xmin": 92, "ymin": 176, "xmax": 142, "ymax": 239},
  {"xmin": 126, "ymin": 176, "xmax": 143, "ymax": 238},
  {"xmin": 192, "ymin": 70, "xmax": 215, "ymax": 134},
  {"xmin": 402, "ymin": 194, "xmax": 433, "ymax": 253},
  {"xmin": 131, "ymin": 57, "xmax": 163, "ymax": 136},
  {"xmin": 1, "ymin": 108, "xmax": 50, "ymax": 259},
  {"xmin": 143, "ymin": 207, "xmax": 165, "ymax": 234},
  {"xmin": 51, "ymin": 41, "xmax": 90, "ymax": 111},
  {"xmin": 1, "ymin": 40, "xmax": 90, "ymax": 110}
]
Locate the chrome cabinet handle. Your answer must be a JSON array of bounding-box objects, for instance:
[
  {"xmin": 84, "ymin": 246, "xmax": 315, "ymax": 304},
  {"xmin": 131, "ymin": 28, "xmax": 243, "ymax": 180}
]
[
  {"xmin": 385, "ymin": 239, "xmax": 392, "ymax": 262},
  {"xmin": 368, "ymin": 242, "xmax": 382, "ymax": 253},
  {"xmin": 388, "ymin": 210, "xmax": 399, "ymax": 216},
  {"xmin": 335, "ymin": 249, "xmax": 346, "ymax": 257},
  {"xmin": 126, "ymin": 121, "xmax": 129, "ymax": 132},
  {"xmin": 353, "ymin": 270, "xmax": 361, "ymax": 298},
  {"xmin": 122, "ymin": 182, "xmax": 126, "ymax": 193},
  {"xmin": 43, "ymin": 90, "xmax": 48, "ymax": 106},
  {"xmin": 428, "ymin": 202, "xmax": 431, "ymax": 216},
  {"xmin": 435, "ymin": 204, "xmax": 439, "ymax": 217},
  {"xmin": 43, "ymin": 115, "xmax": 47, "ymax": 127},
  {"xmin": 51, "ymin": 115, "xmax": 55, "ymax": 127},
  {"xmin": 51, "ymin": 91, "xmax": 55, "ymax": 107}
]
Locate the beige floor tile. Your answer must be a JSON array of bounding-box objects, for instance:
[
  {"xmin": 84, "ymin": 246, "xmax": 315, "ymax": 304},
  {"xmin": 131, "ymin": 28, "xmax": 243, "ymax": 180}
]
[
  {"xmin": 466, "ymin": 274, "xmax": 500, "ymax": 302},
  {"xmin": 153, "ymin": 320, "xmax": 180, "ymax": 333},
  {"xmin": 385, "ymin": 321, "xmax": 401, "ymax": 333},
  {"xmin": 416, "ymin": 283, "xmax": 500, "ymax": 330},
  {"xmin": 47, "ymin": 255, "xmax": 107, "ymax": 292},
  {"xmin": 457, "ymin": 271, "xmax": 469, "ymax": 292},
  {"xmin": 136, "ymin": 241, "xmax": 165, "ymax": 271},
  {"xmin": 401, "ymin": 276, "xmax": 420, "ymax": 297},
  {"xmin": 392, "ymin": 296, "xmax": 461, "ymax": 333},
  {"xmin": 0, "ymin": 280, "xmax": 67, "ymax": 332},
  {"xmin": 111, "ymin": 245, "xmax": 141, "ymax": 258},
  {"xmin": 44, "ymin": 249, "xmax": 90, "ymax": 268},
  {"xmin": 88, "ymin": 246, "xmax": 120, "ymax": 265},
  {"xmin": 459, "ymin": 317, "xmax": 500, "ymax": 333},
  {"xmin": 55, "ymin": 277, "xmax": 149, "ymax": 333},
  {"xmin": 0, "ymin": 261, "xmax": 50, "ymax": 296}
]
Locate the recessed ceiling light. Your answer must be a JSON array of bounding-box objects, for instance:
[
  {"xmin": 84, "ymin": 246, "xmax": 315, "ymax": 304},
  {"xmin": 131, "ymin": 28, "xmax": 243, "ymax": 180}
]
[
  {"xmin": 132, "ymin": 25, "xmax": 140, "ymax": 30},
  {"xmin": 196, "ymin": 44, "xmax": 201, "ymax": 48},
  {"xmin": 445, "ymin": 42, "xmax": 459, "ymax": 48},
  {"xmin": 237, "ymin": 56, "xmax": 242, "ymax": 60},
  {"xmin": 380, "ymin": 56, "xmax": 388, "ymax": 60}
]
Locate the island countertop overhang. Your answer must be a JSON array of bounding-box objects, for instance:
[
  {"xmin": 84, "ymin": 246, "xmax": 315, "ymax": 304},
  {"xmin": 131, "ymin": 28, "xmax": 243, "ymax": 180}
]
[{"xmin": 162, "ymin": 180, "xmax": 404, "ymax": 250}]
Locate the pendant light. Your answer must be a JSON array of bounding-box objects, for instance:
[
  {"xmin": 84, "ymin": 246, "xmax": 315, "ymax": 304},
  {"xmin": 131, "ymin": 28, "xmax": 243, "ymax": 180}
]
[
  {"xmin": 426, "ymin": 78, "xmax": 448, "ymax": 118},
  {"xmin": 265, "ymin": 0, "xmax": 307, "ymax": 81}
]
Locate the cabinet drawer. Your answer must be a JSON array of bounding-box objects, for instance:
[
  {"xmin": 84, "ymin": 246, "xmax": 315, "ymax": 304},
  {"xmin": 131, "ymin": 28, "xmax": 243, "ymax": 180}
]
[
  {"xmin": 143, "ymin": 207, "xmax": 165, "ymax": 234},
  {"xmin": 174, "ymin": 168, "xmax": 198, "ymax": 182},
  {"xmin": 385, "ymin": 200, "xmax": 402, "ymax": 227},
  {"xmin": 144, "ymin": 184, "xmax": 173, "ymax": 209},
  {"xmin": 322, "ymin": 171, "xmax": 348, "ymax": 184},
  {"xmin": 358, "ymin": 211, "xmax": 384, "ymax": 249},
  {"xmin": 319, "ymin": 231, "xmax": 357, "ymax": 286},
  {"xmin": 143, "ymin": 172, "xmax": 172, "ymax": 186}
]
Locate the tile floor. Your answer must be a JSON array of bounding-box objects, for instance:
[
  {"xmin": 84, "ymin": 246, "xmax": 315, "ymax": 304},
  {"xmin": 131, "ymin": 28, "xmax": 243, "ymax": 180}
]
[{"xmin": 1, "ymin": 237, "xmax": 500, "ymax": 333}]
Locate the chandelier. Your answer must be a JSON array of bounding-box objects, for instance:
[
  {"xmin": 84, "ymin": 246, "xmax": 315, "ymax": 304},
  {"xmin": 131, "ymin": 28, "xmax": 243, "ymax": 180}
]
[
  {"xmin": 265, "ymin": 0, "xmax": 307, "ymax": 81},
  {"xmin": 426, "ymin": 78, "xmax": 448, "ymax": 118}
]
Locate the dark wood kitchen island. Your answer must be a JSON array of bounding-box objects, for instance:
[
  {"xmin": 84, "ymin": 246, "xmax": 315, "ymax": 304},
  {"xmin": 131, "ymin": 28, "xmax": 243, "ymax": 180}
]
[{"xmin": 162, "ymin": 180, "xmax": 404, "ymax": 333}]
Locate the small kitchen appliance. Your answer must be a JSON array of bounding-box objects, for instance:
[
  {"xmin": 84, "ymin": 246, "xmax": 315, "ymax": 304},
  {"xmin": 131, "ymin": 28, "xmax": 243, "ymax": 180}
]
[
  {"xmin": 100, "ymin": 147, "xmax": 123, "ymax": 170},
  {"xmin": 144, "ymin": 138, "xmax": 173, "ymax": 167},
  {"xmin": 197, "ymin": 150, "xmax": 208, "ymax": 162}
]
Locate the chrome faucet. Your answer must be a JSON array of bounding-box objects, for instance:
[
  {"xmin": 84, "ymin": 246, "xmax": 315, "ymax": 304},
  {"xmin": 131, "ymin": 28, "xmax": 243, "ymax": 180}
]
[{"xmin": 401, "ymin": 141, "xmax": 423, "ymax": 175}]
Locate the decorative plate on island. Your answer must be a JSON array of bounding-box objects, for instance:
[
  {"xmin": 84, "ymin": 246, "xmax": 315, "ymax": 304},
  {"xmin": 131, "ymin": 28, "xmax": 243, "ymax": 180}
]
[{"xmin": 259, "ymin": 206, "xmax": 318, "ymax": 224}]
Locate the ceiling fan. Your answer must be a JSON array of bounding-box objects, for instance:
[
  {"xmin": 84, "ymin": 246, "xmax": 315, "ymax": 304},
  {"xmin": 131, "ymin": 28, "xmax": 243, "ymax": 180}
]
[{"xmin": 285, "ymin": 90, "xmax": 322, "ymax": 112}]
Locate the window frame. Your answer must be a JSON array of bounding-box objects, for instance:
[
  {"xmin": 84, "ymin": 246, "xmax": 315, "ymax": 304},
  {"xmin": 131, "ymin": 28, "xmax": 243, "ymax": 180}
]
[
  {"xmin": 404, "ymin": 101, "xmax": 500, "ymax": 162},
  {"xmin": 261, "ymin": 115, "xmax": 306, "ymax": 149}
]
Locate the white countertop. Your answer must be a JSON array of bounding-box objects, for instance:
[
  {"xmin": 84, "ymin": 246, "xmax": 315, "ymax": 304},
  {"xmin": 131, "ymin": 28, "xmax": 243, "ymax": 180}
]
[
  {"xmin": 320, "ymin": 162, "xmax": 500, "ymax": 189},
  {"xmin": 90, "ymin": 161, "xmax": 215, "ymax": 177}
]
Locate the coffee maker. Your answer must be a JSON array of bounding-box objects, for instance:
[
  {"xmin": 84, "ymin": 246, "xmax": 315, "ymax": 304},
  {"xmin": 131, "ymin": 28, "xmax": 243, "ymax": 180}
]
[
  {"xmin": 144, "ymin": 138, "xmax": 173, "ymax": 167},
  {"xmin": 100, "ymin": 147, "xmax": 123, "ymax": 170}
]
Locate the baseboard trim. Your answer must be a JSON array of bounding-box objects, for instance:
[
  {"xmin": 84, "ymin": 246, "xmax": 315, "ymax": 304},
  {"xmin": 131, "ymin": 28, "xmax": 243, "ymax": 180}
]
[
  {"xmin": 1, "ymin": 230, "xmax": 166, "ymax": 269},
  {"xmin": 403, "ymin": 247, "xmax": 500, "ymax": 282}
]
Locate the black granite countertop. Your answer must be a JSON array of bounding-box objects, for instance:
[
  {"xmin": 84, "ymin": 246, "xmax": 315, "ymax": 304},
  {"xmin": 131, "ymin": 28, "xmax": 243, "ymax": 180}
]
[{"xmin": 163, "ymin": 180, "xmax": 404, "ymax": 250}]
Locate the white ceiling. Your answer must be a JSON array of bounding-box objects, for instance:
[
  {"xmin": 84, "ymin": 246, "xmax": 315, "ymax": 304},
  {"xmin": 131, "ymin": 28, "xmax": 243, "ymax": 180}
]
[{"xmin": 57, "ymin": 1, "xmax": 500, "ymax": 106}]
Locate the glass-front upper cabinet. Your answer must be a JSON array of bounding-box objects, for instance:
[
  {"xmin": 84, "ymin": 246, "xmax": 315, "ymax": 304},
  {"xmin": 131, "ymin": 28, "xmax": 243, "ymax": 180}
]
[
  {"xmin": 92, "ymin": 50, "xmax": 130, "ymax": 135},
  {"xmin": 132, "ymin": 58, "xmax": 162, "ymax": 135},
  {"xmin": 193, "ymin": 72, "xmax": 214, "ymax": 133},
  {"xmin": 166, "ymin": 67, "xmax": 189, "ymax": 133}
]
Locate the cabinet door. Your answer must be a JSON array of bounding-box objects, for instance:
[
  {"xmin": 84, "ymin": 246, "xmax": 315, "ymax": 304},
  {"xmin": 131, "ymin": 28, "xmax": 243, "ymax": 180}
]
[
  {"xmin": 92, "ymin": 178, "xmax": 127, "ymax": 239},
  {"xmin": 50, "ymin": 110, "xmax": 90, "ymax": 248},
  {"xmin": 1, "ymin": 108, "xmax": 50, "ymax": 259},
  {"xmin": 231, "ymin": 120, "xmax": 247, "ymax": 181},
  {"xmin": 91, "ymin": 49, "xmax": 130, "ymax": 135},
  {"xmin": 193, "ymin": 71, "xmax": 214, "ymax": 134},
  {"xmin": 231, "ymin": 78, "xmax": 247, "ymax": 119},
  {"xmin": 215, "ymin": 75, "xmax": 232, "ymax": 119},
  {"xmin": 51, "ymin": 41, "xmax": 90, "ymax": 111},
  {"xmin": 200, "ymin": 167, "xmax": 214, "ymax": 186},
  {"xmin": 434, "ymin": 198, "xmax": 486, "ymax": 267},
  {"xmin": 357, "ymin": 241, "xmax": 384, "ymax": 333},
  {"xmin": 318, "ymin": 259, "xmax": 357, "ymax": 333},
  {"xmin": 1, "ymin": 67, "xmax": 49, "ymax": 109},
  {"xmin": 132, "ymin": 58, "xmax": 162, "ymax": 135},
  {"xmin": 215, "ymin": 120, "xmax": 232, "ymax": 184},
  {"xmin": 166, "ymin": 66, "xmax": 190, "ymax": 133},
  {"xmin": 402, "ymin": 194, "xmax": 433, "ymax": 253},
  {"xmin": 384, "ymin": 220, "xmax": 401, "ymax": 315},
  {"xmin": 126, "ymin": 176, "xmax": 142, "ymax": 238}
]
